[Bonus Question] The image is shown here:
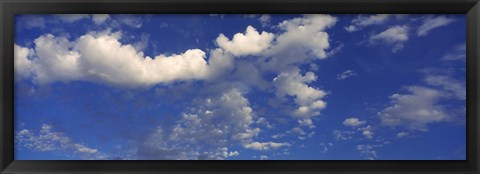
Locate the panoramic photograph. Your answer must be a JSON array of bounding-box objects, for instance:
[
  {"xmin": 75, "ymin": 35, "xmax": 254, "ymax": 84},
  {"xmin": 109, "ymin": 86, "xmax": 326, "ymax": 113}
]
[{"xmin": 13, "ymin": 14, "xmax": 466, "ymax": 160}]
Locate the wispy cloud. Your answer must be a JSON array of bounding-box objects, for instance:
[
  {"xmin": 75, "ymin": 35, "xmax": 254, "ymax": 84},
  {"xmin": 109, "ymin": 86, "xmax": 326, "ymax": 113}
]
[
  {"xmin": 417, "ymin": 16, "xmax": 454, "ymax": 36},
  {"xmin": 345, "ymin": 14, "xmax": 390, "ymax": 32},
  {"xmin": 337, "ymin": 70, "xmax": 356, "ymax": 80}
]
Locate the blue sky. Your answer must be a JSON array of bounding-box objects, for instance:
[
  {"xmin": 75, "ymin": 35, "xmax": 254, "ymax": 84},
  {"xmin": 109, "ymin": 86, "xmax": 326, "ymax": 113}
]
[{"xmin": 13, "ymin": 14, "xmax": 466, "ymax": 160}]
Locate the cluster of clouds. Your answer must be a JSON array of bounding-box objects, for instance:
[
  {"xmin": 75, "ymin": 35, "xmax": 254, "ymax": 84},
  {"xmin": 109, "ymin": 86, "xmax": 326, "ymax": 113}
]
[
  {"xmin": 15, "ymin": 124, "xmax": 106, "ymax": 159},
  {"xmin": 14, "ymin": 14, "xmax": 464, "ymax": 160},
  {"xmin": 345, "ymin": 14, "xmax": 456, "ymax": 52},
  {"xmin": 15, "ymin": 14, "xmax": 342, "ymax": 160},
  {"xmin": 331, "ymin": 41, "xmax": 465, "ymax": 159},
  {"xmin": 334, "ymin": 117, "xmax": 373, "ymax": 141}
]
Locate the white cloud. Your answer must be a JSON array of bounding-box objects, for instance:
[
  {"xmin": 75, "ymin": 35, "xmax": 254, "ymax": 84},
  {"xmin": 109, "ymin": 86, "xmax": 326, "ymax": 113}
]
[
  {"xmin": 291, "ymin": 127, "xmax": 306, "ymax": 135},
  {"xmin": 16, "ymin": 32, "xmax": 220, "ymax": 87},
  {"xmin": 417, "ymin": 16, "xmax": 454, "ymax": 36},
  {"xmin": 342, "ymin": 117, "xmax": 366, "ymax": 127},
  {"xmin": 228, "ymin": 151, "xmax": 239, "ymax": 157},
  {"xmin": 442, "ymin": 43, "xmax": 466, "ymax": 61},
  {"xmin": 378, "ymin": 86, "xmax": 449, "ymax": 131},
  {"xmin": 274, "ymin": 14, "xmax": 336, "ymax": 58},
  {"xmin": 298, "ymin": 118, "xmax": 315, "ymax": 128},
  {"xmin": 370, "ymin": 25, "xmax": 409, "ymax": 52},
  {"xmin": 272, "ymin": 134, "xmax": 285, "ymax": 139},
  {"xmin": 333, "ymin": 130, "xmax": 355, "ymax": 141},
  {"xmin": 261, "ymin": 15, "xmax": 337, "ymax": 72},
  {"xmin": 140, "ymin": 88, "xmax": 263, "ymax": 159},
  {"xmin": 345, "ymin": 14, "xmax": 390, "ymax": 32},
  {"xmin": 92, "ymin": 14, "xmax": 110, "ymax": 25},
  {"xmin": 244, "ymin": 141, "xmax": 291, "ymax": 151},
  {"xmin": 56, "ymin": 14, "xmax": 90, "ymax": 23},
  {"xmin": 273, "ymin": 69, "xmax": 327, "ymax": 118},
  {"xmin": 424, "ymin": 75, "xmax": 465, "ymax": 100},
  {"xmin": 14, "ymin": 44, "xmax": 34, "ymax": 80},
  {"xmin": 15, "ymin": 124, "xmax": 104, "ymax": 159},
  {"xmin": 216, "ymin": 26, "xmax": 274, "ymax": 57},
  {"xmin": 396, "ymin": 131, "xmax": 409, "ymax": 138},
  {"xmin": 115, "ymin": 15, "xmax": 143, "ymax": 28},
  {"xmin": 32, "ymin": 34, "xmax": 83, "ymax": 84},
  {"xmin": 319, "ymin": 142, "xmax": 334, "ymax": 153},
  {"xmin": 337, "ymin": 70, "xmax": 356, "ymax": 80},
  {"xmin": 357, "ymin": 144, "xmax": 383, "ymax": 160},
  {"xmin": 259, "ymin": 15, "xmax": 271, "ymax": 26},
  {"xmin": 75, "ymin": 32, "xmax": 210, "ymax": 86},
  {"xmin": 18, "ymin": 15, "xmax": 46, "ymax": 29},
  {"xmin": 360, "ymin": 125, "xmax": 374, "ymax": 139}
]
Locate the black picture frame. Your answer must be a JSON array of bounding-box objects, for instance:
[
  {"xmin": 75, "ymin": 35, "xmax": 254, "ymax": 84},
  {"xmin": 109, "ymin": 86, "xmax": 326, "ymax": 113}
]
[{"xmin": 1, "ymin": 0, "xmax": 479, "ymax": 173}]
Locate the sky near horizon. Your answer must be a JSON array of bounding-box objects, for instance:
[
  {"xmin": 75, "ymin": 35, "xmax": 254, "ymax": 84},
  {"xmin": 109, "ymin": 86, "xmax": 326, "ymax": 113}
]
[{"xmin": 13, "ymin": 14, "xmax": 466, "ymax": 160}]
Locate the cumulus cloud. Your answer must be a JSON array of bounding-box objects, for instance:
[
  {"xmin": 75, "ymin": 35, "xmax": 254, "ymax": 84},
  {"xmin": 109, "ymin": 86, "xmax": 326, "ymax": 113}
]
[
  {"xmin": 15, "ymin": 124, "xmax": 104, "ymax": 159},
  {"xmin": 15, "ymin": 32, "xmax": 216, "ymax": 87},
  {"xmin": 378, "ymin": 86, "xmax": 449, "ymax": 131},
  {"xmin": 337, "ymin": 70, "xmax": 356, "ymax": 80},
  {"xmin": 417, "ymin": 16, "xmax": 454, "ymax": 36},
  {"xmin": 343, "ymin": 117, "xmax": 366, "ymax": 127},
  {"xmin": 244, "ymin": 141, "xmax": 291, "ymax": 151},
  {"xmin": 14, "ymin": 14, "xmax": 340, "ymax": 154},
  {"xmin": 274, "ymin": 14, "xmax": 336, "ymax": 58},
  {"xmin": 216, "ymin": 26, "xmax": 274, "ymax": 56},
  {"xmin": 370, "ymin": 25, "xmax": 409, "ymax": 52},
  {"xmin": 262, "ymin": 14, "xmax": 337, "ymax": 72},
  {"xmin": 273, "ymin": 69, "xmax": 327, "ymax": 118},
  {"xmin": 345, "ymin": 14, "xmax": 390, "ymax": 32}
]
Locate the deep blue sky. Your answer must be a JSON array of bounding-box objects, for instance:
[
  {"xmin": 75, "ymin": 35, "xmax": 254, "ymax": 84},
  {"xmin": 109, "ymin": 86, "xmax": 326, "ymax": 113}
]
[{"xmin": 14, "ymin": 14, "xmax": 466, "ymax": 160}]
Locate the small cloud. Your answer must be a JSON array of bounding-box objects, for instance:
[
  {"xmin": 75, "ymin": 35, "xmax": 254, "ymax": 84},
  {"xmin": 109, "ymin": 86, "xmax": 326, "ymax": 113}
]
[
  {"xmin": 369, "ymin": 25, "xmax": 409, "ymax": 52},
  {"xmin": 259, "ymin": 14, "xmax": 272, "ymax": 27},
  {"xmin": 345, "ymin": 14, "xmax": 390, "ymax": 32},
  {"xmin": 209, "ymin": 14, "xmax": 225, "ymax": 18},
  {"xmin": 228, "ymin": 151, "xmax": 239, "ymax": 157},
  {"xmin": 442, "ymin": 43, "xmax": 466, "ymax": 61},
  {"xmin": 216, "ymin": 25, "xmax": 274, "ymax": 56},
  {"xmin": 260, "ymin": 155, "xmax": 269, "ymax": 160},
  {"xmin": 342, "ymin": 117, "xmax": 366, "ymax": 127},
  {"xmin": 243, "ymin": 141, "xmax": 291, "ymax": 151},
  {"xmin": 396, "ymin": 131, "xmax": 409, "ymax": 138},
  {"xmin": 333, "ymin": 130, "xmax": 355, "ymax": 141},
  {"xmin": 319, "ymin": 142, "xmax": 334, "ymax": 153},
  {"xmin": 337, "ymin": 70, "xmax": 356, "ymax": 80}
]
